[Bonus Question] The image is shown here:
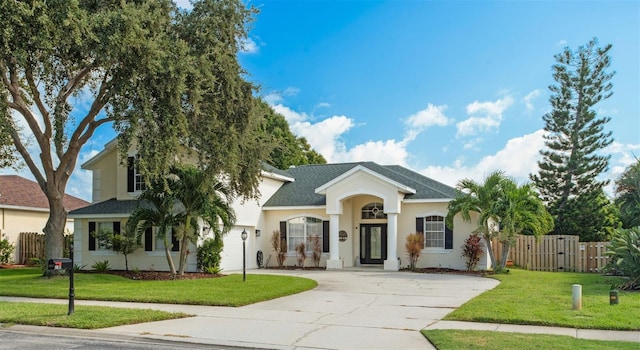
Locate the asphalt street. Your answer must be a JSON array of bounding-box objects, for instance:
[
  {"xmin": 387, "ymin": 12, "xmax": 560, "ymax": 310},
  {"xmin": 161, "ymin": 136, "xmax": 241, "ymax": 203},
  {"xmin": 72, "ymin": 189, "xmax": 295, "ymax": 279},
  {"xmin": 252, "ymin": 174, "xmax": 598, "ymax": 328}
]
[{"xmin": 0, "ymin": 328, "xmax": 262, "ymax": 350}]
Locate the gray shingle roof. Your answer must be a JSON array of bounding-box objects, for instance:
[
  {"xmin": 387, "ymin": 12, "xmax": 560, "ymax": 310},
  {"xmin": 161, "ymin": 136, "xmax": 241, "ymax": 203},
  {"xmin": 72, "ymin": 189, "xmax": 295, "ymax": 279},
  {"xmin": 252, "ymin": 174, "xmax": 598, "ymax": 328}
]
[
  {"xmin": 68, "ymin": 198, "xmax": 151, "ymax": 216},
  {"xmin": 263, "ymin": 162, "xmax": 456, "ymax": 207}
]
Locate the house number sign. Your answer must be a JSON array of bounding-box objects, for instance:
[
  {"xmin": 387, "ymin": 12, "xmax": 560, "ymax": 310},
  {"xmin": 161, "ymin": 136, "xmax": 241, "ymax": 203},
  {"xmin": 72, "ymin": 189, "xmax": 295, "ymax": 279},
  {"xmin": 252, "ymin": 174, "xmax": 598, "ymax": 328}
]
[{"xmin": 339, "ymin": 230, "xmax": 348, "ymax": 242}]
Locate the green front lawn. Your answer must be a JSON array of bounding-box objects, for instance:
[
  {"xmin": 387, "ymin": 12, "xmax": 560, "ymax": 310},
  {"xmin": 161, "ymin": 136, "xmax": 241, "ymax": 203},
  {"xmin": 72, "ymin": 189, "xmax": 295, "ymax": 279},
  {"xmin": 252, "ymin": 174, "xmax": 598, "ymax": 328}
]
[
  {"xmin": 422, "ymin": 330, "xmax": 640, "ymax": 350},
  {"xmin": 0, "ymin": 268, "xmax": 317, "ymax": 306},
  {"xmin": 0, "ymin": 301, "xmax": 188, "ymax": 329},
  {"xmin": 446, "ymin": 269, "xmax": 640, "ymax": 330}
]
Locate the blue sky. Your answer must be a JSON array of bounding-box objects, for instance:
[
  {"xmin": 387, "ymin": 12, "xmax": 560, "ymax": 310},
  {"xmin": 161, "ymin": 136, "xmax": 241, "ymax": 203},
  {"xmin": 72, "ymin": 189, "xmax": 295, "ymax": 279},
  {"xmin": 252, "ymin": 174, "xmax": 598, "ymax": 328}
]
[{"xmin": 3, "ymin": 0, "xmax": 639, "ymax": 202}]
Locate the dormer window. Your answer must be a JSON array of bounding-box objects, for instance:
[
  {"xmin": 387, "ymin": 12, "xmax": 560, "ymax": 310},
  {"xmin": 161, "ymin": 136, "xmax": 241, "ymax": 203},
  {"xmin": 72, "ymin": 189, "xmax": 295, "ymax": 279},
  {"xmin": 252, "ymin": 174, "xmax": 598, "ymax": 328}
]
[{"xmin": 127, "ymin": 155, "xmax": 146, "ymax": 193}]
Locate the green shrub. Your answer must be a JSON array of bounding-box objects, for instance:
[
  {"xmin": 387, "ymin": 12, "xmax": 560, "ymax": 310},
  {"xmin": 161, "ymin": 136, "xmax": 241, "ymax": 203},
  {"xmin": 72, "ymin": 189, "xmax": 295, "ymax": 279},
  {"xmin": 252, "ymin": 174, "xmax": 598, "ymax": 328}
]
[
  {"xmin": 73, "ymin": 263, "xmax": 86, "ymax": 272},
  {"xmin": 197, "ymin": 237, "xmax": 223, "ymax": 274},
  {"xmin": 91, "ymin": 260, "xmax": 111, "ymax": 272},
  {"xmin": 0, "ymin": 236, "xmax": 15, "ymax": 264},
  {"xmin": 462, "ymin": 233, "xmax": 484, "ymax": 271},
  {"xmin": 605, "ymin": 227, "xmax": 640, "ymax": 290},
  {"xmin": 205, "ymin": 265, "xmax": 223, "ymax": 275}
]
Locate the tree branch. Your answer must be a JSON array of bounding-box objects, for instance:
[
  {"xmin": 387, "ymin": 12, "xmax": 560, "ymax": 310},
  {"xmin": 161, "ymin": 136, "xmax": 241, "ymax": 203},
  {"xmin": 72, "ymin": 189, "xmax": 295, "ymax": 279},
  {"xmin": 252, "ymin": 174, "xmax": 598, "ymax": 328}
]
[
  {"xmin": 24, "ymin": 65, "xmax": 51, "ymax": 139},
  {"xmin": 6, "ymin": 122, "xmax": 46, "ymax": 187}
]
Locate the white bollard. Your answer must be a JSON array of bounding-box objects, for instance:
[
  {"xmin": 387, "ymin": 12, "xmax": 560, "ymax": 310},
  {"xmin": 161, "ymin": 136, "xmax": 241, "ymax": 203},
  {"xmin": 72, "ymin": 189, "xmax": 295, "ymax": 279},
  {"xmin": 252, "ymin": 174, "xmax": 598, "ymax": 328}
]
[{"xmin": 572, "ymin": 284, "xmax": 582, "ymax": 310}]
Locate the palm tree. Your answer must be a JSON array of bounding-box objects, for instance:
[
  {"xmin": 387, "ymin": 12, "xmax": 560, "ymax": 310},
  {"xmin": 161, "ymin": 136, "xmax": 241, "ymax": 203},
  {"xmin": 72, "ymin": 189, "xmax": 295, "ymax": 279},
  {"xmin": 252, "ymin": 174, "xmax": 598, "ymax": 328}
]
[
  {"xmin": 446, "ymin": 171, "xmax": 508, "ymax": 270},
  {"xmin": 169, "ymin": 164, "xmax": 236, "ymax": 277},
  {"xmin": 127, "ymin": 178, "xmax": 181, "ymax": 278},
  {"xmin": 493, "ymin": 180, "xmax": 554, "ymax": 269}
]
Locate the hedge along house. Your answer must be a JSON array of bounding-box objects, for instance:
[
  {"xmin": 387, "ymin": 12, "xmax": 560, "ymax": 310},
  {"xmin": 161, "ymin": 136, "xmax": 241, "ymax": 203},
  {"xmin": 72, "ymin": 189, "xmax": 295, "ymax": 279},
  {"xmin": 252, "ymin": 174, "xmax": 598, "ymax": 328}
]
[{"xmin": 69, "ymin": 139, "xmax": 490, "ymax": 272}]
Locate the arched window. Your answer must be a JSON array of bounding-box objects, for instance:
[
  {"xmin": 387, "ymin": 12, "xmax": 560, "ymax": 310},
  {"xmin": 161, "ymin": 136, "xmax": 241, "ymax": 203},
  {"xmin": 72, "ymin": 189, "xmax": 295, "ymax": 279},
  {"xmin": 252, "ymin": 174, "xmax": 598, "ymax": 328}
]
[
  {"xmin": 361, "ymin": 202, "xmax": 386, "ymax": 219},
  {"xmin": 287, "ymin": 216, "xmax": 323, "ymax": 252}
]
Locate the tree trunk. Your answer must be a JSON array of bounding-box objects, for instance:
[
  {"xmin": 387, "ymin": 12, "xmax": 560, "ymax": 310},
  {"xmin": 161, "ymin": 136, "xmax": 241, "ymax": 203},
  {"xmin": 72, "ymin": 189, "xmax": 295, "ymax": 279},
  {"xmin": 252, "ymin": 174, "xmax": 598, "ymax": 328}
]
[
  {"xmin": 500, "ymin": 241, "xmax": 511, "ymax": 270},
  {"xmin": 177, "ymin": 214, "xmax": 191, "ymax": 277},
  {"xmin": 482, "ymin": 233, "xmax": 498, "ymax": 271},
  {"xmin": 44, "ymin": 191, "xmax": 68, "ymax": 276},
  {"xmin": 163, "ymin": 236, "xmax": 177, "ymax": 278}
]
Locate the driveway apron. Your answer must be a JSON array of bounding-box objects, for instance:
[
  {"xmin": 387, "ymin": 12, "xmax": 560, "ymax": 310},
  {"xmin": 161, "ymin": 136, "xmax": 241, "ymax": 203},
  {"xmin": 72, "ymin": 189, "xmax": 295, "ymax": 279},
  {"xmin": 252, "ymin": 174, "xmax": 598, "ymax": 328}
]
[{"xmin": 102, "ymin": 269, "xmax": 499, "ymax": 350}]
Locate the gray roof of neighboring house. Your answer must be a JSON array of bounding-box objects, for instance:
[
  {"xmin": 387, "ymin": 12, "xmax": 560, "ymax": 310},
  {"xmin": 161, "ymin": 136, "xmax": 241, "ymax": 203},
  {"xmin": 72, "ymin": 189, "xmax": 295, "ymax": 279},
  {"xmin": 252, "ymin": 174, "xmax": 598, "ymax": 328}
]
[
  {"xmin": 68, "ymin": 198, "xmax": 152, "ymax": 216},
  {"xmin": 263, "ymin": 162, "xmax": 457, "ymax": 208}
]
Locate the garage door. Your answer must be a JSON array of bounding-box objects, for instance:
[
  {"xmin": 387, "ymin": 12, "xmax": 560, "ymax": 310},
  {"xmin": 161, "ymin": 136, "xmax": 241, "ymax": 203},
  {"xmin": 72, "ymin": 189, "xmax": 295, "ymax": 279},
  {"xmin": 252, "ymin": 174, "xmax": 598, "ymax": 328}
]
[{"xmin": 220, "ymin": 227, "xmax": 249, "ymax": 272}]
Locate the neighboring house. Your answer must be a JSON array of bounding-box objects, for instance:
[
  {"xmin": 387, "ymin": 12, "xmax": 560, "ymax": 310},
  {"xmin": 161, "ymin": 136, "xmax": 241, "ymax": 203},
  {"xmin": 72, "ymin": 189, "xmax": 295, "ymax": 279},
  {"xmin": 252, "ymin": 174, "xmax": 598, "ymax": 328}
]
[
  {"xmin": 69, "ymin": 139, "xmax": 490, "ymax": 272},
  {"xmin": 0, "ymin": 175, "xmax": 89, "ymax": 263}
]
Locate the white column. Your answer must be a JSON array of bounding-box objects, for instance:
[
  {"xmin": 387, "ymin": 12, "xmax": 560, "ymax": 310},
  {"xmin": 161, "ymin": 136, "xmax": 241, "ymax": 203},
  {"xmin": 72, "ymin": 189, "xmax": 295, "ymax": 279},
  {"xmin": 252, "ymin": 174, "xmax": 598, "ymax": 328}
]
[
  {"xmin": 326, "ymin": 214, "xmax": 343, "ymax": 269},
  {"xmin": 384, "ymin": 213, "xmax": 399, "ymax": 271}
]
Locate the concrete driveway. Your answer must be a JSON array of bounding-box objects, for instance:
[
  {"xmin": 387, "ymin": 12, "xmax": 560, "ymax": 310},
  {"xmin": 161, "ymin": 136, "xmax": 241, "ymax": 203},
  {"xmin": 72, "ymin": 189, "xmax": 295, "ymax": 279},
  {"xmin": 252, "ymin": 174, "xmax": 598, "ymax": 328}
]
[{"xmin": 103, "ymin": 268, "xmax": 499, "ymax": 350}]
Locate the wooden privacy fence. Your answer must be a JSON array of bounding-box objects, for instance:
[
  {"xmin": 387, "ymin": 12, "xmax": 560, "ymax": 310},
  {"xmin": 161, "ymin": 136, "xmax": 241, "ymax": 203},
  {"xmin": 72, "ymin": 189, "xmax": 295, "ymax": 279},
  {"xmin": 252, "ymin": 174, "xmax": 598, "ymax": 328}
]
[
  {"xmin": 491, "ymin": 235, "xmax": 610, "ymax": 273},
  {"xmin": 18, "ymin": 232, "xmax": 45, "ymax": 264}
]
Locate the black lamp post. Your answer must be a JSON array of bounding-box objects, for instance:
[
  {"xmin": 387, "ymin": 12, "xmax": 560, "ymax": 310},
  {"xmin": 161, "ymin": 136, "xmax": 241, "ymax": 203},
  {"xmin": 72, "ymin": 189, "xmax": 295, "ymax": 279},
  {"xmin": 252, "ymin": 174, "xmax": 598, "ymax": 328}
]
[
  {"xmin": 241, "ymin": 229, "xmax": 248, "ymax": 282},
  {"xmin": 68, "ymin": 243, "xmax": 75, "ymax": 315}
]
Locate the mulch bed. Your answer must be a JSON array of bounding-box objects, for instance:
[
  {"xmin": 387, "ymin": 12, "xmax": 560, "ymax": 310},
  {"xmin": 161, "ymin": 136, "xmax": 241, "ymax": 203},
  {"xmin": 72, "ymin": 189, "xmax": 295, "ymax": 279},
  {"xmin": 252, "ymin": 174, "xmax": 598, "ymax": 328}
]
[
  {"xmin": 101, "ymin": 270, "xmax": 222, "ymax": 281},
  {"xmin": 411, "ymin": 267, "xmax": 490, "ymax": 277}
]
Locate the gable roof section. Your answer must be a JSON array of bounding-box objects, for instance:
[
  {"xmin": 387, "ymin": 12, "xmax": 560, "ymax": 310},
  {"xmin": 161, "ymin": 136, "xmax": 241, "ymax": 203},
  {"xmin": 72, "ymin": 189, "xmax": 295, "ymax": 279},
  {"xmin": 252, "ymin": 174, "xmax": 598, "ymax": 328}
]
[
  {"xmin": 81, "ymin": 138, "xmax": 118, "ymax": 170},
  {"xmin": 0, "ymin": 175, "xmax": 90, "ymax": 211},
  {"xmin": 315, "ymin": 164, "xmax": 416, "ymax": 195},
  {"xmin": 263, "ymin": 162, "xmax": 456, "ymax": 208}
]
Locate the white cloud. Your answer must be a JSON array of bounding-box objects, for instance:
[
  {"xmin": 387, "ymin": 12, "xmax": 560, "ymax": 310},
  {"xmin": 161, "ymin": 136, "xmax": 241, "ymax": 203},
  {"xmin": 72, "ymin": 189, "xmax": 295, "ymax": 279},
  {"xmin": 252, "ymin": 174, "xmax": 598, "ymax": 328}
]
[
  {"xmin": 556, "ymin": 40, "xmax": 568, "ymax": 47},
  {"xmin": 456, "ymin": 96, "xmax": 514, "ymax": 137},
  {"xmin": 239, "ymin": 37, "xmax": 259, "ymax": 54},
  {"xmin": 333, "ymin": 139, "xmax": 409, "ymax": 166},
  {"xmin": 271, "ymin": 104, "xmax": 310, "ymax": 124},
  {"xmin": 420, "ymin": 129, "xmax": 545, "ymax": 188},
  {"xmin": 405, "ymin": 104, "xmax": 451, "ymax": 130},
  {"xmin": 294, "ymin": 115, "xmax": 355, "ymax": 162},
  {"xmin": 524, "ymin": 89, "xmax": 542, "ymax": 113},
  {"xmin": 263, "ymin": 87, "xmax": 300, "ymax": 105}
]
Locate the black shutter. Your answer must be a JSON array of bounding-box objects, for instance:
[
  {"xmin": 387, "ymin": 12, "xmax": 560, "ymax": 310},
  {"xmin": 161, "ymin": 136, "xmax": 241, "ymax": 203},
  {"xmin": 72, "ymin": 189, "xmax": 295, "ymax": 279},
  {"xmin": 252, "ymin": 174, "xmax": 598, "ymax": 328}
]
[
  {"xmin": 279, "ymin": 221, "xmax": 287, "ymax": 252},
  {"xmin": 416, "ymin": 217, "xmax": 425, "ymax": 248},
  {"xmin": 88, "ymin": 221, "xmax": 96, "ymax": 251},
  {"xmin": 171, "ymin": 228, "xmax": 179, "ymax": 251},
  {"xmin": 322, "ymin": 220, "xmax": 330, "ymax": 253},
  {"xmin": 144, "ymin": 227, "xmax": 153, "ymax": 251},
  {"xmin": 127, "ymin": 156, "xmax": 135, "ymax": 192},
  {"xmin": 445, "ymin": 226, "xmax": 453, "ymax": 250},
  {"xmin": 113, "ymin": 221, "xmax": 121, "ymax": 251}
]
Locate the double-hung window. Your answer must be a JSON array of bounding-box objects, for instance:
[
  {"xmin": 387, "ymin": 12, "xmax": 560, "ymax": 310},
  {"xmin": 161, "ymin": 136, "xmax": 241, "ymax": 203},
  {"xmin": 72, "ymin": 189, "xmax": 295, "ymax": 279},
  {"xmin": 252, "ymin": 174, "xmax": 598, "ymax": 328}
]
[
  {"xmin": 127, "ymin": 155, "xmax": 146, "ymax": 193},
  {"xmin": 424, "ymin": 216, "xmax": 445, "ymax": 249}
]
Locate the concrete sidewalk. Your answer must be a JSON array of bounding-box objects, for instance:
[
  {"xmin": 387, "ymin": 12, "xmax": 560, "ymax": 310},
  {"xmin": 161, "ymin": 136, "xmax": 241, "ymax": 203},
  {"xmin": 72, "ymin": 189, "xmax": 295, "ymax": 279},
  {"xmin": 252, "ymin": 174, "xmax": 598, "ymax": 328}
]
[
  {"xmin": 425, "ymin": 320, "xmax": 640, "ymax": 343},
  {"xmin": 2, "ymin": 270, "xmax": 639, "ymax": 348}
]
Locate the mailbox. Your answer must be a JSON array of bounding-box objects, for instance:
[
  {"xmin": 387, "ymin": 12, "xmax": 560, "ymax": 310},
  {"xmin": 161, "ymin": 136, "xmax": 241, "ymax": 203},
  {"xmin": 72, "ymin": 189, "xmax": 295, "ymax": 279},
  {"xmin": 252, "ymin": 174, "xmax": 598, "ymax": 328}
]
[{"xmin": 48, "ymin": 258, "xmax": 73, "ymax": 271}]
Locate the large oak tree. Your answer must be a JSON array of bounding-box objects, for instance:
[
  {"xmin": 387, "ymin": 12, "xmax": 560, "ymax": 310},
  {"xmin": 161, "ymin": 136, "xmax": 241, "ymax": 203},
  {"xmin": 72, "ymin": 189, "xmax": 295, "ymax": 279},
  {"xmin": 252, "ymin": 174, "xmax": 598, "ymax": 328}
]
[{"xmin": 0, "ymin": 0, "xmax": 269, "ymax": 264}]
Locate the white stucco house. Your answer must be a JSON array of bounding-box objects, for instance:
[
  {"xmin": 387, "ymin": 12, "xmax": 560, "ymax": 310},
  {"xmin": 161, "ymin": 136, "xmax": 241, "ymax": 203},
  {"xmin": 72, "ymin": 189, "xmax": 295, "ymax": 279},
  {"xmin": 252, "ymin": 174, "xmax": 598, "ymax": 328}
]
[{"xmin": 69, "ymin": 139, "xmax": 489, "ymax": 272}]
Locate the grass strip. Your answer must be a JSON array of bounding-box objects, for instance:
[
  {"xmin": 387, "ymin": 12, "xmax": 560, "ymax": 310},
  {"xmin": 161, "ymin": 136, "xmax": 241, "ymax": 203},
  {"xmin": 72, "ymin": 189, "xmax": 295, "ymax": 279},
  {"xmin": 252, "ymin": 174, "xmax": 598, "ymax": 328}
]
[
  {"xmin": 0, "ymin": 301, "xmax": 189, "ymax": 329},
  {"xmin": 0, "ymin": 268, "xmax": 317, "ymax": 307},
  {"xmin": 422, "ymin": 330, "xmax": 639, "ymax": 350},
  {"xmin": 445, "ymin": 269, "xmax": 640, "ymax": 330}
]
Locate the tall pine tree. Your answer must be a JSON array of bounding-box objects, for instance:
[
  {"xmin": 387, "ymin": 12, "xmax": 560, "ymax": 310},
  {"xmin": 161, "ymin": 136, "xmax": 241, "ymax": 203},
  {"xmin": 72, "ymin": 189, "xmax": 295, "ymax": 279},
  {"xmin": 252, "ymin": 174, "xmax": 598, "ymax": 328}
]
[{"xmin": 531, "ymin": 38, "xmax": 615, "ymax": 241}]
